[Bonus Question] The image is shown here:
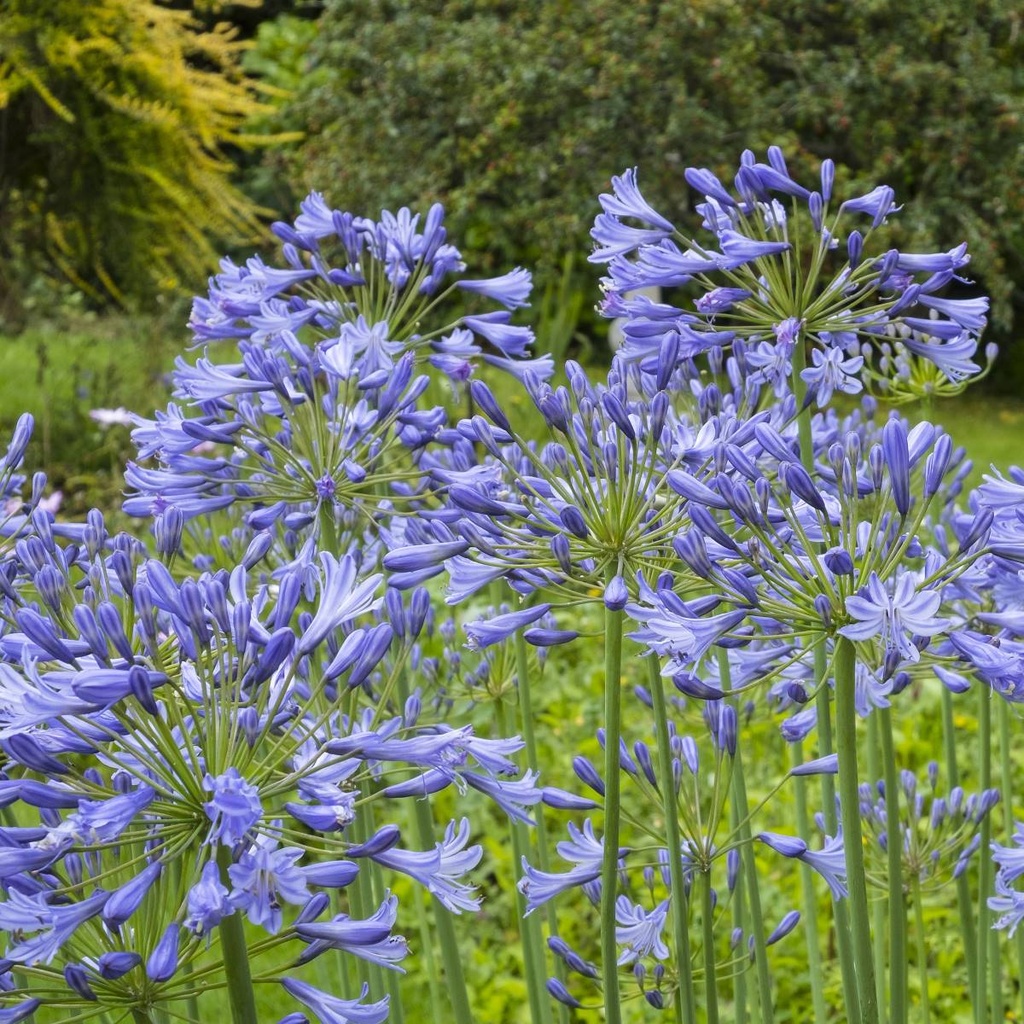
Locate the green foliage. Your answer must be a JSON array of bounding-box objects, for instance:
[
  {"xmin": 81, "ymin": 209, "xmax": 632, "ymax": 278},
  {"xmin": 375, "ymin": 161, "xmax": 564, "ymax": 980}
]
[
  {"xmin": 288, "ymin": 0, "xmax": 1024, "ymax": 373},
  {"xmin": 0, "ymin": 0, "xmax": 273, "ymax": 316},
  {"xmin": 238, "ymin": 12, "xmax": 322, "ymax": 212}
]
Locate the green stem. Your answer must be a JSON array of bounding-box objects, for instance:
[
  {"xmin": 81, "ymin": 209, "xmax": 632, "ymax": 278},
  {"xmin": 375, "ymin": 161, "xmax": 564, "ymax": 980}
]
[
  {"xmin": 215, "ymin": 850, "xmax": 258, "ymax": 1024},
  {"xmin": 497, "ymin": 698, "xmax": 551, "ymax": 1024},
  {"xmin": 515, "ymin": 632, "xmax": 571, "ymax": 1024},
  {"xmin": 791, "ymin": 342, "xmax": 861, "ymax": 1023},
  {"xmin": 719, "ymin": 650, "xmax": 774, "ymax": 1024},
  {"xmin": 646, "ymin": 657, "xmax": 695, "ymax": 1024},
  {"xmin": 411, "ymin": 886, "xmax": 444, "ymax": 1022},
  {"xmin": 398, "ymin": 669, "xmax": 475, "ymax": 1024},
  {"xmin": 600, "ymin": 604, "xmax": 625, "ymax": 1024},
  {"xmin": 132, "ymin": 1012, "xmax": 156, "ymax": 1024},
  {"xmin": 911, "ymin": 876, "xmax": 931, "ymax": 1024},
  {"xmin": 997, "ymin": 697, "xmax": 1024, "ymax": 1021},
  {"xmin": 976, "ymin": 684, "xmax": 992, "ymax": 1024},
  {"xmin": 865, "ymin": 715, "xmax": 888, "ymax": 1020},
  {"xmin": 701, "ymin": 870, "xmax": 720, "ymax": 1024},
  {"xmin": 941, "ymin": 684, "xmax": 977, "ymax": 1004},
  {"xmin": 834, "ymin": 636, "xmax": 879, "ymax": 1024},
  {"xmin": 350, "ymin": 789, "xmax": 384, "ymax": 998},
  {"xmin": 790, "ymin": 739, "xmax": 828, "ymax": 1024},
  {"xmin": 879, "ymin": 708, "xmax": 906, "ymax": 1024},
  {"xmin": 818, "ymin": 670, "xmax": 861, "ymax": 1022},
  {"xmin": 729, "ymin": 794, "xmax": 749, "ymax": 1024}
]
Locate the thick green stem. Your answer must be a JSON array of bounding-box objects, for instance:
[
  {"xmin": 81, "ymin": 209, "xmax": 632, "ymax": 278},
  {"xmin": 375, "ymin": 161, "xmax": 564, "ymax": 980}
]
[
  {"xmin": 879, "ymin": 708, "xmax": 907, "ymax": 1024},
  {"xmin": 216, "ymin": 850, "xmax": 258, "ymax": 1024},
  {"xmin": 132, "ymin": 1011, "xmax": 156, "ymax": 1024},
  {"xmin": 976, "ymin": 685, "xmax": 992, "ymax": 1024},
  {"xmin": 719, "ymin": 650, "xmax": 774, "ymax": 1024},
  {"xmin": 515, "ymin": 632, "xmax": 571, "ymax": 1024},
  {"xmin": 701, "ymin": 870, "xmax": 720, "ymax": 1024},
  {"xmin": 790, "ymin": 739, "xmax": 828, "ymax": 1024},
  {"xmin": 646, "ymin": 657, "xmax": 696, "ymax": 1023},
  {"xmin": 834, "ymin": 637, "xmax": 879, "ymax": 1024},
  {"xmin": 941, "ymin": 684, "xmax": 977, "ymax": 1003},
  {"xmin": 600, "ymin": 604, "xmax": 625, "ymax": 1024},
  {"xmin": 911, "ymin": 877, "xmax": 931, "ymax": 1024}
]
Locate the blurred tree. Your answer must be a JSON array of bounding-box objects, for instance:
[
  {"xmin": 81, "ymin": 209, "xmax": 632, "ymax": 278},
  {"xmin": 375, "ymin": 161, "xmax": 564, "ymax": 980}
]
[{"xmin": 0, "ymin": 0, "xmax": 275, "ymax": 317}]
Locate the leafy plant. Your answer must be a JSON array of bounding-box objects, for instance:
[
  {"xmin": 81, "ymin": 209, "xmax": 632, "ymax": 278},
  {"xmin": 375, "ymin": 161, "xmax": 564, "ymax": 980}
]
[{"xmin": 0, "ymin": 0, "xmax": 273, "ymax": 312}]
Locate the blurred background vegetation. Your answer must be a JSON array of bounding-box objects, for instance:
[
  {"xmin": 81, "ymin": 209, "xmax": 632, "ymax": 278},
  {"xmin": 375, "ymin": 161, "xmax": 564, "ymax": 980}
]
[{"xmin": 1, "ymin": 0, "xmax": 1022, "ymax": 501}]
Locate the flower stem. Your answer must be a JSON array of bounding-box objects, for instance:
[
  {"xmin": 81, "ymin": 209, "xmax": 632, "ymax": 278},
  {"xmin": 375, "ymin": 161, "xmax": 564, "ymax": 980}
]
[
  {"xmin": 398, "ymin": 668, "xmax": 475, "ymax": 1024},
  {"xmin": 646, "ymin": 656, "xmax": 695, "ymax": 1024},
  {"xmin": 865, "ymin": 714, "xmax": 887, "ymax": 1018},
  {"xmin": 791, "ymin": 343, "xmax": 860, "ymax": 1021},
  {"xmin": 834, "ymin": 636, "xmax": 879, "ymax": 1024},
  {"xmin": 790, "ymin": 738, "xmax": 828, "ymax": 1024},
  {"xmin": 976, "ymin": 683, "xmax": 994, "ymax": 1024},
  {"xmin": 940, "ymin": 683, "xmax": 977, "ymax": 1004},
  {"xmin": 719, "ymin": 649, "xmax": 774, "ymax": 1024},
  {"xmin": 600, "ymin": 603, "xmax": 625, "ymax": 1024},
  {"xmin": 215, "ymin": 849, "xmax": 258, "ymax": 1024},
  {"xmin": 997, "ymin": 697, "xmax": 1024, "ymax": 1021},
  {"xmin": 515, "ymin": 631, "xmax": 571, "ymax": 1024},
  {"xmin": 700, "ymin": 869, "xmax": 720, "ymax": 1024},
  {"xmin": 497, "ymin": 697, "xmax": 552, "ymax": 1024},
  {"xmin": 911, "ymin": 875, "xmax": 931, "ymax": 1024},
  {"xmin": 879, "ymin": 707, "xmax": 907, "ymax": 1024},
  {"xmin": 816, "ymin": 666, "xmax": 861, "ymax": 1021},
  {"xmin": 729, "ymin": 794, "xmax": 749, "ymax": 1024}
]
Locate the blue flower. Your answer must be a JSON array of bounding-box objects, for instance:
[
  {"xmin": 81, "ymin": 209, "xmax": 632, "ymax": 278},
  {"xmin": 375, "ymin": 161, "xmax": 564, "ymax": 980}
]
[
  {"xmin": 227, "ymin": 837, "xmax": 310, "ymax": 934},
  {"xmin": 369, "ymin": 818, "xmax": 482, "ymax": 913},
  {"xmin": 758, "ymin": 830, "xmax": 848, "ymax": 900},
  {"xmin": 295, "ymin": 893, "xmax": 409, "ymax": 971},
  {"xmin": 184, "ymin": 861, "xmax": 232, "ymax": 936},
  {"xmin": 519, "ymin": 820, "xmax": 621, "ymax": 914},
  {"xmin": 990, "ymin": 875, "xmax": 1024, "ymax": 937},
  {"xmin": 281, "ymin": 979, "xmax": 390, "ymax": 1024},
  {"xmin": 615, "ymin": 896, "xmax": 670, "ymax": 965},
  {"xmin": 839, "ymin": 571, "xmax": 948, "ymax": 664},
  {"xmin": 203, "ymin": 769, "xmax": 263, "ymax": 847}
]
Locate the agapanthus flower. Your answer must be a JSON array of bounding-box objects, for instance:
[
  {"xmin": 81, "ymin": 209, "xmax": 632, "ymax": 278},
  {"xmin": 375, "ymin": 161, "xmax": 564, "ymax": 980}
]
[
  {"xmin": 758, "ymin": 830, "xmax": 848, "ymax": 900},
  {"xmin": 839, "ymin": 571, "xmax": 948, "ymax": 664},
  {"xmin": 591, "ymin": 150, "xmax": 989, "ymax": 403}
]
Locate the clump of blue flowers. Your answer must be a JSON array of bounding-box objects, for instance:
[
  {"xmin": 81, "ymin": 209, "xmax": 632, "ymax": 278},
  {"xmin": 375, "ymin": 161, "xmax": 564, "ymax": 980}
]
[{"xmin": 0, "ymin": 153, "xmax": 1021, "ymax": 1024}]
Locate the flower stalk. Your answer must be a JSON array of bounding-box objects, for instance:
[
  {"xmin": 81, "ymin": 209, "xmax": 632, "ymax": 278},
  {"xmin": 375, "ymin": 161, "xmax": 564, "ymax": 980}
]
[
  {"xmin": 834, "ymin": 636, "xmax": 879, "ymax": 1024},
  {"xmin": 600, "ymin": 602, "xmax": 625, "ymax": 1024},
  {"xmin": 216, "ymin": 849, "xmax": 259, "ymax": 1024},
  {"xmin": 646, "ymin": 656, "xmax": 696, "ymax": 1023}
]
